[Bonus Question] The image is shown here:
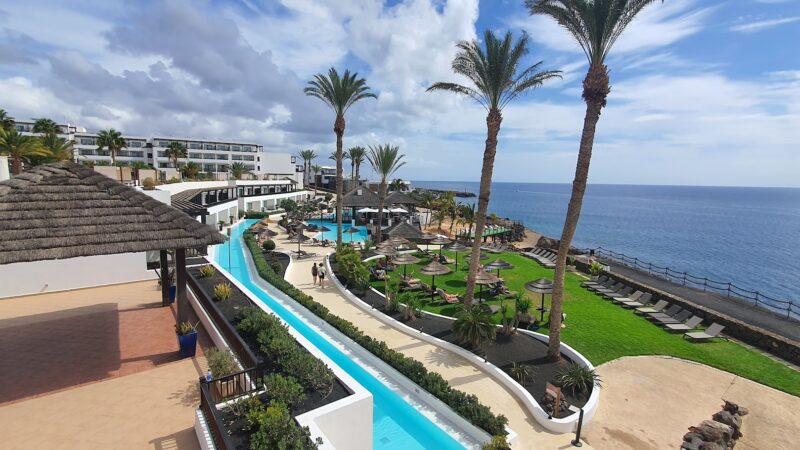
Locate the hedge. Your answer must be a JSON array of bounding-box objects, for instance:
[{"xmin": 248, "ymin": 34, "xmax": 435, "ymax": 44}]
[{"xmin": 243, "ymin": 228, "xmax": 508, "ymax": 436}]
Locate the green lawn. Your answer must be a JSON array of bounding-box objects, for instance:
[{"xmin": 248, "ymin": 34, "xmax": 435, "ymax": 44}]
[{"xmin": 369, "ymin": 250, "xmax": 800, "ymax": 396}]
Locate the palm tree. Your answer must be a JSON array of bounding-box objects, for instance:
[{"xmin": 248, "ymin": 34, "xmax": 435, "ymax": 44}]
[
  {"xmin": 36, "ymin": 133, "xmax": 74, "ymax": 164},
  {"xmin": 366, "ymin": 144, "xmax": 406, "ymax": 244},
  {"xmin": 305, "ymin": 67, "xmax": 377, "ymax": 246},
  {"xmin": 342, "ymin": 148, "xmax": 352, "ymax": 183},
  {"xmin": 349, "ymin": 146, "xmax": 366, "ymax": 184},
  {"xmin": 181, "ymin": 161, "xmax": 201, "ymax": 179},
  {"xmin": 95, "ymin": 129, "xmax": 127, "ymax": 181},
  {"xmin": 428, "ymin": 30, "xmax": 560, "ymax": 307},
  {"xmin": 298, "ymin": 149, "xmax": 317, "ymax": 187},
  {"xmin": 452, "ymin": 304, "xmax": 496, "ymax": 349},
  {"xmin": 389, "ymin": 178, "xmax": 406, "ymax": 192},
  {"xmin": 229, "ymin": 161, "xmax": 250, "ymax": 180},
  {"xmin": 0, "ymin": 109, "xmax": 14, "ymax": 132},
  {"xmin": 0, "ymin": 128, "xmax": 49, "ymax": 175},
  {"xmin": 32, "ymin": 118, "xmax": 60, "ymax": 136},
  {"xmin": 457, "ymin": 203, "xmax": 476, "ymax": 238},
  {"xmin": 311, "ymin": 164, "xmax": 322, "ymax": 196},
  {"xmin": 165, "ymin": 141, "xmax": 187, "ymax": 169},
  {"xmin": 527, "ymin": 0, "xmax": 658, "ymax": 360},
  {"xmin": 418, "ymin": 191, "xmax": 436, "ymax": 226}
]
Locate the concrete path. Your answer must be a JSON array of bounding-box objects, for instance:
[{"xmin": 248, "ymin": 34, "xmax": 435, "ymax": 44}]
[
  {"xmin": 584, "ymin": 356, "xmax": 800, "ymax": 450},
  {"xmin": 275, "ymin": 236, "xmax": 587, "ymax": 449}
]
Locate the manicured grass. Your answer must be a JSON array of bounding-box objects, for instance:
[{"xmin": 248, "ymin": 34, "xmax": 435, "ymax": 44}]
[{"xmin": 370, "ymin": 250, "xmax": 800, "ymax": 396}]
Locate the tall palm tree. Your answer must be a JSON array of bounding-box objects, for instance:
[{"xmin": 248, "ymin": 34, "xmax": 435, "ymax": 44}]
[
  {"xmin": 389, "ymin": 178, "xmax": 406, "ymax": 192},
  {"xmin": 311, "ymin": 164, "xmax": 322, "ymax": 196},
  {"xmin": 96, "ymin": 129, "xmax": 127, "ymax": 181},
  {"xmin": 36, "ymin": 133, "xmax": 74, "ymax": 164},
  {"xmin": 349, "ymin": 146, "xmax": 366, "ymax": 184},
  {"xmin": 298, "ymin": 149, "xmax": 317, "ymax": 187},
  {"xmin": 229, "ymin": 161, "xmax": 250, "ymax": 180},
  {"xmin": 305, "ymin": 67, "xmax": 377, "ymax": 246},
  {"xmin": 418, "ymin": 191, "xmax": 436, "ymax": 226},
  {"xmin": 32, "ymin": 118, "xmax": 60, "ymax": 136},
  {"xmin": 0, "ymin": 109, "xmax": 15, "ymax": 132},
  {"xmin": 366, "ymin": 144, "xmax": 406, "ymax": 243},
  {"xmin": 428, "ymin": 30, "xmax": 561, "ymax": 306},
  {"xmin": 342, "ymin": 148, "xmax": 352, "ymax": 183},
  {"xmin": 181, "ymin": 161, "xmax": 201, "ymax": 179},
  {"xmin": 527, "ymin": 0, "xmax": 658, "ymax": 360},
  {"xmin": 165, "ymin": 141, "xmax": 187, "ymax": 169},
  {"xmin": 0, "ymin": 128, "xmax": 49, "ymax": 175}
]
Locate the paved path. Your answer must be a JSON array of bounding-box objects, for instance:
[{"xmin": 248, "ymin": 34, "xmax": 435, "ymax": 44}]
[
  {"xmin": 274, "ymin": 236, "xmax": 587, "ymax": 449},
  {"xmin": 584, "ymin": 356, "xmax": 800, "ymax": 450},
  {"xmin": 599, "ymin": 258, "xmax": 800, "ymax": 342}
]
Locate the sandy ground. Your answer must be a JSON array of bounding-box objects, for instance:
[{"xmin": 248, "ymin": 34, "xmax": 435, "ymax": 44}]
[
  {"xmin": 417, "ymin": 208, "xmax": 542, "ymax": 247},
  {"xmin": 584, "ymin": 356, "xmax": 800, "ymax": 450}
]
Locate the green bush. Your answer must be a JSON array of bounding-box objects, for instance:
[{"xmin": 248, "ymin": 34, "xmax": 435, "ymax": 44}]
[
  {"xmin": 242, "ymin": 228, "xmax": 508, "ymax": 436},
  {"xmin": 589, "ymin": 261, "xmax": 605, "ymax": 277},
  {"xmin": 556, "ymin": 363, "xmax": 601, "ymax": 396},
  {"xmin": 213, "ymin": 283, "xmax": 233, "ymax": 301},
  {"xmin": 263, "ymin": 374, "xmax": 306, "ymax": 407},
  {"xmin": 262, "ymin": 240, "xmax": 276, "ymax": 252},
  {"xmin": 245, "ymin": 211, "xmax": 270, "ymax": 219},
  {"xmin": 142, "ymin": 177, "xmax": 156, "ymax": 189},
  {"xmin": 482, "ymin": 435, "xmax": 511, "ymax": 450},
  {"xmin": 335, "ymin": 246, "xmax": 370, "ymax": 292},
  {"xmin": 199, "ymin": 264, "xmax": 216, "ymax": 278},
  {"xmin": 279, "ymin": 199, "xmax": 298, "ymax": 213},
  {"xmin": 205, "ymin": 347, "xmax": 238, "ymax": 378},
  {"xmin": 270, "ymin": 261, "xmax": 283, "ymax": 274},
  {"xmin": 245, "ymin": 399, "xmax": 320, "ymax": 449}
]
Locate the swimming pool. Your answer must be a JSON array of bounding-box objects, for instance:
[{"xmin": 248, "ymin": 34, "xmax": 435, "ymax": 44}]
[
  {"xmin": 306, "ymin": 219, "xmax": 368, "ymax": 243},
  {"xmin": 214, "ymin": 220, "xmax": 465, "ymax": 449}
]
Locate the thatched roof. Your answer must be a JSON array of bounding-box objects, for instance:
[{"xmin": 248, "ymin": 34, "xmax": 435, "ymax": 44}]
[
  {"xmin": 386, "ymin": 191, "xmax": 418, "ymax": 206},
  {"xmin": 383, "ymin": 221, "xmax": 426, "ymax": 241},
  {"xmin": 339, "ymin": 186, "xmax": 381, "ymax": 208},
  {"xmin": 0, "ymin": 162, "xmax": 227, "ymax": 265}
]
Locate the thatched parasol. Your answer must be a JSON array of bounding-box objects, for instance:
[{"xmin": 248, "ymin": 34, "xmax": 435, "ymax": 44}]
[
  {"xmin": 430, "ymin": 236, "xmax": 452, "ymax": 256},
  {"xmin": 344, "ymin": 226, "xmax": 360, "ymax": 242},
  {"xmin": 393, "ymin": 253, "xmax": 421, "ymax": 278},
  {"xmin": 419, "ymin": 233, "xmax": 435, "ymax": 251},
  {"xmin": 466, "ymin": 269, "xmax": 499, "ymax": 301},
  {"xmin": 525, "ymin": 278, "xmax": 553, "ymax": 322},
  {"xmin": 446, "ymin": 241, "xmax": 468, "ymax": 272},
  {"xmin": 288, "ymin": 233, "xmax": 310, "ymax": 254},
  {"xmin": 375, "ymin": 244, "xmax": 398, "ymax": 257},
  {"xmin": 463, "ymin": 252, "xmax": 489, "ymax": 262},
  {"xmin": 420, "ymin": 260, "xmax": 452, "ymax": 301},
  {"xmin": 260, "ymin": 218, "xmax": 274, "ymax": 225},
  {"xmin": 486, "ymin": 258, "xmax": 514, "ymax": 277},
  {"xmin": 259, "ymin": 228, "xmax": 278, "ymax": 238}
]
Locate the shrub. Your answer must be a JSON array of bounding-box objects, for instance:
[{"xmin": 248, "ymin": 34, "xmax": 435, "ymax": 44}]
[
  {"xmin": 556, "ymin": 363, "xmax": 601, "ymax": 396},
  {"xmin": 245, "ymin": 211, "xmax": 269, "ymax": 219},
  {"xmin": 270, "ymin": 262, "xmax": 283, "ymax": 274},
  {"xmin": 238, "ymin": 210, "xmax": 246, "ymax": 219},
  {"xmin": 242, "ymin": 227, "xmax": 508, "ymax": 436},
  {"xmin": 205, "ymin": 347, "xmax": 238, "ymax": 378},
  {"xmin": 175, "ymin": 321, "xmax": 198, "ymax": 336},
  {"xmin": 483, "ymin": 436, "xmax": 511, "ymax": 450},
  {"xmin": 509, "ymin": 362, "xmax": 537, "ymax": 385},
  {"xmin": 589, "ymin": 261, "xmax": 605, "ymax": 277},
  {"xmin": 263, "ymin": 374, "xmax": 307, "ymax": 407},
  {"xmin": 335, "ymin": 246, "xmax": 369, "ymax": 291},
  {"xmin": 166, "ymin": 177, "xmax": 181, "ymax": 184},
  {"xmin": 278, "ymin": 199, "xmax": 297, "ymax": 213},
  {"xmin": 214, "ymin": 283, "xmax": 233, "ymax": 301},
  {"xmin": 262, "ymin": 240, "xmax": 276, "ymax": 252},
  {"xmin": 199, "ymin": 264, "xmax": 216, "ymax": 278},
  {"xmin": 245, "ymin": 399, "xmax": 320, "ymax": 450},
  {"xmin": 142, "ymin": 177, "xmax": 156, "ymax": 189},
  {"xmin": 452, "ymin": 305, "xmax": 496, "ymax": 349}
]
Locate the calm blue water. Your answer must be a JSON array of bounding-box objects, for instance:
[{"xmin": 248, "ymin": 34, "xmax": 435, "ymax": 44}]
[
  {"xmin": 307, "ymin": 219, "xmax": 368, "ymax": 243},
  {"xmin": 214, "ymin": 220, "xmax": 464, "ymax": 450},
  {"xmin": 414, "ymin": 181, "xmax": 800, "ymax": 304}
]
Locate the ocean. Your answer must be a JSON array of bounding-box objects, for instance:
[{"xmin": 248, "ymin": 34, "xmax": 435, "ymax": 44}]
[{"xmin": 412, "ymin": 181, "xmax": 800, "ymax": 305}]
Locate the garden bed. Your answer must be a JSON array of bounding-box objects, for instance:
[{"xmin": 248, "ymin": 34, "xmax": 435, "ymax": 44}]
[
  {"xmin": 334, "ymin": 260, "xmax": 591, "ymax": 416},
  {"xmin": 190, "ymin": 265, "xmax": 350, "ymax": 449}
]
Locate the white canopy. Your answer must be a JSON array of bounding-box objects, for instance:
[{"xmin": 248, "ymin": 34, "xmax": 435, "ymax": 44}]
[
  {"xmin": 390, "ymin": 207, "xmax": 408, "ymax": 213},
  {"xmin": 357, "ymin": 207, "xmax": 378, "ymax": 213}
]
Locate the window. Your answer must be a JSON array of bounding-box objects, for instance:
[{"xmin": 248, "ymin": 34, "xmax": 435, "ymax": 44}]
[
  {"xmin": 203, "ymin": 164, "xmax": 216, "ymax": 172},
  {"xmin": 203, "ymin": 153, "xmax": 216, "ymax": 159},
  {"xmin": 245, "ymin": 164, "xmax": 255, "ymax": 170},
  {"xmin": 129, "ymin": 141, "xmax": 143, "ymax": 148},
  {"xmin": 257, "ymin": 156, "xmax": 260, "ymax": 162},
  {"xmin": 230, "ymin": 145, "xmax": 241, "ymax": 151},
  {"xmin": 189, "ymin": 153, "xmax": 202, "ymax": 159},
  {"xmin": 291, "ymin": 156, "xmax": 297, "ymax": 164},
  {"xmin": 216, "ymin": 154, "xmax": 228, "ymax": 160},
  {"xmin": 79, "ymin": 149, "xmax": 95, "ymax": 156},
  {"xmin": 204, "ymin": 144, "xmax": 215, "ymax": 150},
  {"xmin": 159, "ymin": 162, "xmax": 170, "ymax": 168},
  {"xmin": 231, "ymin": 155, "xmax": 242, "ymax": 161},
  {"xmin": 189, "ymin": 142, "xmax": 201, "ymax": 149},
  {"xmin": 79, "ymin": 137, "xmax": 96, "ymax": 145},
  {"xmin": 243, "ymin": 155, "xmax": 254, "ymax": 161},
  {"xmin": 157, "ymin": 140, "xmax": 172, "ymax": 147},
  {"xmin": 157, "ymin": 151, "xmax": 167, "ymax": 157},
  {"xmin": 217, "ymin": 144, "xmax": 229, "ymax": 151}
]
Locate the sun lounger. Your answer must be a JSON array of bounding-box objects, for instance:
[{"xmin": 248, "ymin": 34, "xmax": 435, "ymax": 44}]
[
  {"xmin": 603, "ymin": 286, "xmax": 633, "ymax": 299},
  {"xmin": 436, "ymin": 288, "xmax": 460, "ymax": 304},
  {"xmin": 647, "ymin": 304, "xmax": 682, "ymax": 320},
  {"xmin": 665, "ymin": 315, "xmax": 703, "ymax": 332},
  {"xmin": 594, "ymin": 281, "xmax": 623, "ymax": 294},
  {"xmin": 653, "ymin": 309, "xmax": 692, "ymax": 325},
  {"xmin": 480, "ymin": 303, "xmax": 500, "ymax": 314},
  {"xmin": 619, "ymin": 292, "xmax": 652, "ymax": 308},
  {"xmin": 613, "ymin": 290, "xmax": 643, "ymax": 303},
  {"xmin": 582, "ymin": 275, "xmax": 608, "ymax": 288},
  {"xmin": 684, "ymin": 323, "xmax": 725, "ymax": 342},
  {"xmin": 636, "ymin": 300, "xmax": 668, "ymax": 314}
]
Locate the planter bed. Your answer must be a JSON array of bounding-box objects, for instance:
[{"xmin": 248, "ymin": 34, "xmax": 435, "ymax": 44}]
[
  {"xmin": 336, "ymin": 262, "xmax": 591, "ymax": 416},
  {"xmin": 260, "ymin": 250, "xmax": 290, "ymax": 278},
  {"xmin": 190, "ymin": 265, "xmax": 350, "ymax": 449}
]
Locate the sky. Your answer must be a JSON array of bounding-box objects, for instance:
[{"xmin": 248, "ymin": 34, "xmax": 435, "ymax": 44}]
[{"xmin": 0, "ymin": 0, "xmax": 798, "ymax": 187}]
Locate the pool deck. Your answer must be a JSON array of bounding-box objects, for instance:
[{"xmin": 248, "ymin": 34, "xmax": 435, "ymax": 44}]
[{"xmin": 274, "ymin": 234, "xmax": 588, "ymax": 449}]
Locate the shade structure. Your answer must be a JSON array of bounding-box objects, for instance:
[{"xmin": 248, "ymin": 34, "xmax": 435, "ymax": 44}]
[
  {"xmin": 430, "ymin": 236, "xmax": 452, "ymax": 256},
  {"xmin": 389, "ymin": 207, "xmax": 408, "ymax": 213},
  {"xmin": 420, "ymin": 260, "xmax": 452, "ymax": 301},
  {"xmin": 259, "ymin": 228, "xmax": 278, "ymax": 238},
  {"xmin": 260, "ymin": 218, "xmax": 274, "ymax": 225},
  {"xmin": 393, "ymin": 253, "xmax": 421, "ymax": 277},
  {"xmin": 317, "ymin": 225, "xmax": 332, "ymax": 232},
  {"xmin": 357, "ymin": 207, "xmax": 378, "ymax": 213},
  {"xmin": 293, "ymin": 222, "xmax": 308, "ymax": 231},
  {"xmin": 288, "ymin": 232, "xmax": 310, "ymax": 253},
  {"xmin": 419, "ymin": 233, "xmax": 435, "ymax": 251},
  {"xmin": 466, "ymin": 269, "xmax": 499, "ymax": 301},
  {"xmin": 344, "ymin": 226, "xmax": 360, "ymax": 241},
  {"xmin": 446, "ymin": 242, "xmax": 468, "ymax": 272},
  {"xmin": 486, "ymin": 258, "xmax": 514, "ymax": 276},
  {"xmin": 375, "ymin": 245, "xmax": 398, "ymax": 257},
  {"xmin": 463, "ymin": 252, "xmax": 489, "ymax": 262},
  {"xmin": 525, "ymin": 278, "xmax": 553, "ymax": 322}
]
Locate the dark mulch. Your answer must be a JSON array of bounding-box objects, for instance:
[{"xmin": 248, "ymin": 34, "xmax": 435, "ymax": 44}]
[
  {"xmin": 189, "ymin": 265, "xmax": 351, "ymax": 449},
  {"xmin": 352, "ymin": 271, "xmax": 590, "ymax": 416},
  {"xmin": 261, "ymin": 250, "xmax": 290, "ymax": 278}
]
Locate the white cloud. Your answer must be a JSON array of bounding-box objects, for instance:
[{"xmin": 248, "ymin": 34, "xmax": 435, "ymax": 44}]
[{"xmin": 730, "ymin": 16, "xmax": 800, "ymax": 33}]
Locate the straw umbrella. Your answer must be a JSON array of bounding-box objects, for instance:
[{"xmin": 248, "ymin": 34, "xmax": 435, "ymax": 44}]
[
  {"xmin": 485, "ymin": 258, "xmax": 514, "ymax": 277},
  {"xmin": 420, "ymin": 260, "xmax": 452, "ymax": 301},
  {"xmin": 420, "ymin": 233, "xmax": 435, "ymax": 252},
  {"xmin": 344, "ymin": 226, "xmax": 360, "ymax": 242},
  {"xmin": 525, "ymin": 278, "xmax": 553, "ymax": 323},
  {"xmin": 446, "ymin": 241, "xmax": 468, "ymax": 272},
  {"xmin": 430, "ymin": 236, "xmax": 452, "ymax": 256},
  {"xmin": 468, "ymin": 269, "xmax": 499, "ymax": 302},
  {"xmin": 463, "ymin": 252, "xmax": 489, "ymax": 263},
  {"xmin": 288, "ymin": 233, "xmax": 310, "ymax": 254},
  {"xmin": 393, "ymin": 253, "xmax": 421, "ymax": 278}
]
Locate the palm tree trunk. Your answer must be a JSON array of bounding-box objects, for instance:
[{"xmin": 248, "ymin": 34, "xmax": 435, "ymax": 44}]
[
  {"xmin": 376, "ymin": 180, "xmax": 387, "ymax": 243},
  {"xmin": 355, "ymin": 162, "xmax": 360, "ymax": 185},
  {"xmin": 11, "ymin": 154, "xmax": 21, "ymax": 175},
  {"xmin": 334, "ymin": 115, "xmax": 345, "ymax": 246},
  {"xmin": 351, "ymin": 160, "xmax": 355, "ymax": 184},
  {"xmin": 463, "ymin": 108, "xmax": 502, "ymax": 307}
]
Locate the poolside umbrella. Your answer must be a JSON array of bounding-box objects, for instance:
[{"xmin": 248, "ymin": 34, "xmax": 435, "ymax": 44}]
[
  {"xmin": 430, "ymin": 236, "xmax": 452, "ymax": 256},
  {"xmin": 288, "ymin": 233, "xmax": 310, "ymax": 254},
  {"xmin": 345, "ymin": 226, "xmax": 360, "ymax": 241},
  {"xmin": 317, "ymin": 225, "xmax": 331, "ymax": 232},
  {"xmin": 420, "ymin": 260, "xmax": 452, "ymax": 301},
  {"xmin": 393, "ymin": 253, "xmax": 421, "ymax": 278},
  {"xmin": 419, "ymin": 233, "xmax": 435, "ymax": 252},
  {"xmin": 259, "ymin": 218, "xmax": 274, "ymax": 225},
  {"xmin": 259, "ymin": 228, "xmax": 278, "ymax": 238},
  {"xmin": 446, "ymin": 242, "xmax": 468, "ymax": 272},
  {"xmin": 525, "ymin": 278, "xmax": 553, "ymax": 322},
  {"xmin": 463, "ymin": 252, "xmax": 489, "ymax": 262},
  {"xmin": 467, "ymin": 269, "xmax": 499, "ymax": 302},
  {"xmin": 386, "ymin": 236, "xmax": 417, "ymax": 251},
  {"xmin": 486, "ymin": 258, "xmax": 514, "ymax": 277},
  {"xmin": 375, "ymin": 245, "xmax": 398, "ymax": 257}
]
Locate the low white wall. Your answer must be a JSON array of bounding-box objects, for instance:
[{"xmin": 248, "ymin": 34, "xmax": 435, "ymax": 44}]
[{"xmin": 0, "ymin": 252, "xmax": 154, "ymax": 299}]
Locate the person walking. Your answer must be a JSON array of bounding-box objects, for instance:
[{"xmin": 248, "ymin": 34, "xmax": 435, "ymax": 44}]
[
  {"xmin": 318, "ymin": 266, "xmax": 326, "ymax": 289},
  {"xmin": 311, "ymin": 262, "xmax": 319, "ymax": 285}
]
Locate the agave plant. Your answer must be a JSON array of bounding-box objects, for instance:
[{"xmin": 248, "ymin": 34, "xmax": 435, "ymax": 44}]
[
  {"xmin": 556, "ymin": 363, "xmax": 601, "ymax": 396},
  {"xmin": 452, "ymin": 304, "xmax": 496, "ymax": 349},
  {"xmin": 510, "ymin": 362, "xmax": 537, "ymax": 385}
]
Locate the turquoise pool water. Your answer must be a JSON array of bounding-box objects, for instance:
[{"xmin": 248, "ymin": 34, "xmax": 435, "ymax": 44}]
[
  {"xmin": 214, "ymin": 220, "xmax": 465, "ymax": 450},
  {"xmin": 306, "ymin": 219, "xmax": 368, "ymax": 243}
]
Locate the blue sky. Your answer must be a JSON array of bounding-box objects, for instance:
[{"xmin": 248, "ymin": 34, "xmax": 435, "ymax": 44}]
[{"xmin": 0, "ymin": 0, "xmax": 798, "ymax": 187}]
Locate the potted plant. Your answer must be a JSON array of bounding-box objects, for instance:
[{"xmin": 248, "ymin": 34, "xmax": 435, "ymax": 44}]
[
  {"xmin": 218, "ymin": 220, "xmax": 225, "ymax": 231},
  {"xmin": 176, "ymin": 321, "xmax": 199, "ymax": 358},
  {"xmin": 589, "ymin": 261, "xmax": 605, "ymax": 280},
  {"xmin": 158, "ymin": 268, "xmax": 177, "ymax": 304}
]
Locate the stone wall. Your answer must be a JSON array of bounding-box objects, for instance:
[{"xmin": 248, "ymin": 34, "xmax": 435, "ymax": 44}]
[{"xmin": 682, "ymin": 401, "xmax": 748, "ymax": 450}]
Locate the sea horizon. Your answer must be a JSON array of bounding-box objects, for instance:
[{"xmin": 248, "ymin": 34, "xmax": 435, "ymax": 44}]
[{"xmin": 412, "ymin": 180, "xmax": 800, "ymax": 190}]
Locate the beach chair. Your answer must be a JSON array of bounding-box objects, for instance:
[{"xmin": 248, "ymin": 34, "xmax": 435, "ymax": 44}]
[
  {"xmin": 619, "ymin": 292, "xmax": 652, "ymax": 308},
  {"xmin": 684, "ymin": 323, "xmax": 725, "ymax": 342},
  {"xmin": 603, "ymin": 286, "xmax": 633, "ymax": 300},
  {"xmin": 665, "ymin": 315, "xmax": 703, "ymax": 332},
  {"xmin": 612, "ymin": 290, "xmax": 642, "ymax": 304},
  {"xmin": 647, "ymin": 304, "xmax": 682, "ymax": 320},
  {"xmin": 436, "ymin": 288, "xmax": 460, "ymax": 304},
  {"xmin": 653, "ymin": 309, "xmax": 692, "ymax": 325},
  {"xmin": 582, "ymin": 275, "xmax": 608, "ymax": 288},
  {"xmin": 588, "ymin": 278, "xmax": 616, "ymax": 291},
  {"xmin": 594, "ymin": 281, "xmax": 623, "ymax": 294},
  {"xmin": 636, "ymin": 300, "xmax": 668, "ymax": 314},
  {"xmin": 401, "ymin": 278, "xmax": 422, "ymax": 291}
]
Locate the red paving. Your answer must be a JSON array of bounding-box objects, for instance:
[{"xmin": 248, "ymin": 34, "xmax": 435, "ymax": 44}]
[{"xmin": 0, "ymin": 303, "xmax": 186, "ymax": 405}]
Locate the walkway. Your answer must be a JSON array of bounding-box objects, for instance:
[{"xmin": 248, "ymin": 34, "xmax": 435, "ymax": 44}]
[
  {"xmin": 274, "ymin": 236, "xmax": 587, "ymax": 449},
  {"xmin": 600, "ymin": 258, "xmax": 800, "ymax": 342},
  {"xmin": 584, "ymin": 356, "xmax": 800, "ymax": 450}
]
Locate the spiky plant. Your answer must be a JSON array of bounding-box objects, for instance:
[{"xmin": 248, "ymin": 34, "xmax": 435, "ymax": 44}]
[
  {"xmin": 229, "ymin": 161, "xmax": 250, "ymax": 180},
  {"xmin": 0, "ymin": 128, "xmax": 49, "ymax": 174},
  {"xmin": 305, "ymin": 68, "xmax": 377, "ymax": 246},
  {"xmin": 0, "ymin": 109, "xmax": 14, "ymax": 132},
  {"xmin": 428, "ymin": 30, "xmax": 561, "ymax": 307},
  {"xmin": 452, "ymin": 304, "xmax": 496, "ymax": 349},
  {"xmin": 526, "ymin": 0, "xmax": 660, "ymax": 360},
  {"xmin": 366, "ymin": 144, "xmax": 406, "ymax": 244}
]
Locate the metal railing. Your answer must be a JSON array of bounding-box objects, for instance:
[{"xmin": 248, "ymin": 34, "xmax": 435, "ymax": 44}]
[
  {"xmin": 199, "ymin": 381, "xmax": 236, "ymax": 450},
  {"xmin": 208, "ymin": 366, "xmax": 263, "ymax": 404},
  {"xmin": 594, "ymin": 247, "xmax": 798, "ymax": 321}
]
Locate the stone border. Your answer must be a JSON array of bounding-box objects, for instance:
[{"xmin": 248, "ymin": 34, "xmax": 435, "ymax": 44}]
[{"xmin": 328, "ymin": 253, "xmax": 600, "ymax": 434}]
